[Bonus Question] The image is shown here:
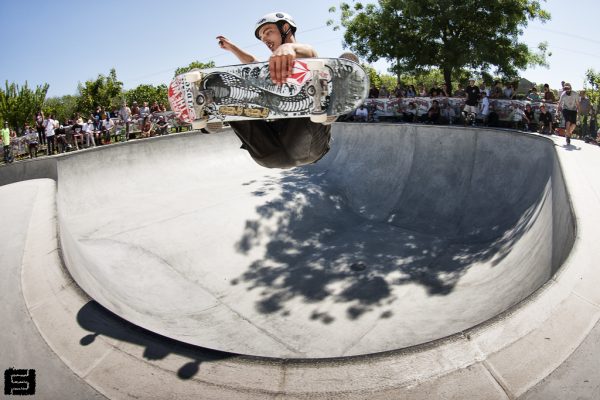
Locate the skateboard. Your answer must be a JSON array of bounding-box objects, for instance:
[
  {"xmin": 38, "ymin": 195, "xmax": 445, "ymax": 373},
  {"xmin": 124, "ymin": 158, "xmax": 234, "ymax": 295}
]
[{"xmin": 168, "ymin": 58, "xmax": 369, "ymax": 132}]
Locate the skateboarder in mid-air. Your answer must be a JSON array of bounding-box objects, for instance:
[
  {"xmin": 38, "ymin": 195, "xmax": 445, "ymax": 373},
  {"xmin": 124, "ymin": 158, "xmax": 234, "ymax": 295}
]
[{"xmin": 216, "ymin": 12, "xmax": 335, "ymax": 169}]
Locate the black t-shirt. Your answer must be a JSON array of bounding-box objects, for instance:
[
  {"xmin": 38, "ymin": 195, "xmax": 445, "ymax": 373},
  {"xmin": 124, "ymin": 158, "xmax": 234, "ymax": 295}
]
[
  {"xmin": 465, "ymin": 86, "xmax": 480, "ymax": 106},
  {"xmin": 539, "ymin": 111, "xmax": 553, "ymax": 126},
  {"xmin": 525, "ymin": 109, "xmax": 534, "ymax": 121}
]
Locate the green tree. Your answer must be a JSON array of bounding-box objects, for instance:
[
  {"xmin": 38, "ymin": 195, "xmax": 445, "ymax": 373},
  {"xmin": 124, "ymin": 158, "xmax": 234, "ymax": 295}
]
[
  {"xmin": 585, "ymin": 68, "xmax": 600, "ymax": 106},
  {"xmin": 365, "ymin": 65, "xmax": 381, "ymax": 88},
  {"xmin": 76, "ymin": 68, "xmax": 123, "ymax": 116},
  {"xmin": 174, "ymin": 61, "xmax": 216, "ymax": 76},
  {"xmin": 125, "ymin": 84, "xmax": 169, "ymax": 108},
  {"xmin": 329, "ymin": 0, "xmax": 551, "ymax": 93},
  {"xmin": 43, "ymin": 95, "xmax": 79, "ymax": 124},
  {"xmin": 362, "ymin": 64, "xmax": 395, "ymax": 93},
  {"xmin": 0, "ymin": 81, "xmax": 49, "ymax": 133},
  {"xmin": 399, "ymin": 69, "xmax": 445, "ymax": 91}
]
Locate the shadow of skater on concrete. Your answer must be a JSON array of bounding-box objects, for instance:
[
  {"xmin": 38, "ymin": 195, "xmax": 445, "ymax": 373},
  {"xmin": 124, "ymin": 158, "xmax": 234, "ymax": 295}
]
[{"xmin": 76, "ymin": 301, "xmax": 234, "ymax": 380}]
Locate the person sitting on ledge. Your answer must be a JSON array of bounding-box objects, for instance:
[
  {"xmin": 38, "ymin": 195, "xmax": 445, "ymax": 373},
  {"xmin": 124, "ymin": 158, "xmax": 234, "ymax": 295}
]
[
  {"xmin": 538, "ymin": 104, "xmax": 553, "ymax": 134},
  {"xmin": 425, "ymin": 100, "xmax": 441, "ymax": 124},
  {"xmin": 353, "ymin": 104, "xmax": 369, "ymax": 122}
]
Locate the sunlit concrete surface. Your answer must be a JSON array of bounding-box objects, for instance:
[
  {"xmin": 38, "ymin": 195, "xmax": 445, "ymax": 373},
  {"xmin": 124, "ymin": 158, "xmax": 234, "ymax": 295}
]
[
  {"xmin": 56, "ymin": 125, "xmax": 574, "ymax": 358},
  {"xmin": 2, "ymin": 125, "xmax": 599, "ymax": 399}
]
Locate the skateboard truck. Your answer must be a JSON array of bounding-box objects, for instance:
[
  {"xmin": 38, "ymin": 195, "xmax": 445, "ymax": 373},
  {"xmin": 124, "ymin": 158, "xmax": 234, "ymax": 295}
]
[
  {"xmin": 192, "ymin": 89, "xmax": 222, "ymax": 133},
  {"xmin": 180, "ymin": 70, "xmax": 210, "ymax": 131}
]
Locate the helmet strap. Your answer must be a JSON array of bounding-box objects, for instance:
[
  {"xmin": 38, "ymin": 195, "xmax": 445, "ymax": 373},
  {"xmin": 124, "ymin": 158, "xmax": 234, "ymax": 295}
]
[{"xmin": 278, "ymin": 23, "xmax": 292, "ymax": 44}]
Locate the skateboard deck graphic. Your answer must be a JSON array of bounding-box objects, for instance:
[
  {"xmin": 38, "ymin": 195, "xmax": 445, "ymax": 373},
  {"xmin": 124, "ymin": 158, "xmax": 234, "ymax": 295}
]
[{"xmin": 168, "ymin": 58, "xmax": 369, "ymax": 130}]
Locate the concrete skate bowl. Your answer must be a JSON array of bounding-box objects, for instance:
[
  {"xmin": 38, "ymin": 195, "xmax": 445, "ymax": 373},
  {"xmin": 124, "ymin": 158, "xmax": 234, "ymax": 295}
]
[{"xmin": 49, "ymin": 124, "xmax": 574, "ymax": 359}]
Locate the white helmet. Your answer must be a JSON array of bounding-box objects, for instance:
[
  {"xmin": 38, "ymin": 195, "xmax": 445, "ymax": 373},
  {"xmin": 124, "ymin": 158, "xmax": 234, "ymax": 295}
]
[{"xmin": 254, "ymin": 12, "xmax": 297, "ymax": 40}]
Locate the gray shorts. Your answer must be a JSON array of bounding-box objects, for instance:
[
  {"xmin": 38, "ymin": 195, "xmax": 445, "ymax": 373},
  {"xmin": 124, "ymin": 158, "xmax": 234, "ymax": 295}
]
[
  {"xmin": 463, "ymin": 105, "xmax": 478, "ymax": 115},
  {"xmin": 229, "ymin": 118, "xmax": 331, "ymax": 169}
]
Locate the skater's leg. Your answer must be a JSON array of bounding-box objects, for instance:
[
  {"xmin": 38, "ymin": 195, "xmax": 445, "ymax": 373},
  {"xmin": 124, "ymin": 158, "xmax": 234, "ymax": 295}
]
[
  {"xmin": 274, "ymin": 118, "xmax": 331, "ymax": 166},
  {"xmin": 229, "ymin": 118, "xmax": 331, "ymax": 169}
]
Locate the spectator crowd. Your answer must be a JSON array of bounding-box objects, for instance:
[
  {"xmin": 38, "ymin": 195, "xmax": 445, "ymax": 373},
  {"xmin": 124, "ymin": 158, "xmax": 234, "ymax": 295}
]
[
  {"xmin": 350, "ymin": 79, "xmax": 598, "ymax": 142},
  {"xmin": 2, "ymin": 101, "xmax": 192, "ymax": 163},
  {"xmin": 3, "ymin": 79, "xmax": 600, "ymax": 165}
]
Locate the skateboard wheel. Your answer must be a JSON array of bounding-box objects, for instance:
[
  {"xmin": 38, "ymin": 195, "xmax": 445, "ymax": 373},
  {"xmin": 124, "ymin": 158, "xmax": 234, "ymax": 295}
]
[
  {"xmin": 310, "ymin": 113, "xmax": 328, "ymax": 124},
  {"xmin": 184, "ymin": 71, "xmax": 202, "ymax": 83},
  {"xmin": 192, "ymin": 120, "xmax": 207, "ymax": 130}
]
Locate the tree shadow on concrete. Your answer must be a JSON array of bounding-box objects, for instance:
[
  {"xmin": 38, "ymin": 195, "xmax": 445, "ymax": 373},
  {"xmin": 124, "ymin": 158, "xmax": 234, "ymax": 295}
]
[
  {"xmin": 76, "ymin": 301, "xmax": 233, "ymax": 380},
  {"xmin": 232, "ymin": 166, "xmax": 547, "ymax": 324}
]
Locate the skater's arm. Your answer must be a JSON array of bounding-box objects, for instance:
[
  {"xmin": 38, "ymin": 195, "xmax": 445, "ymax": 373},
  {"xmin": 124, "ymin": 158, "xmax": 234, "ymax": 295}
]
[
  {"xmin": 279, "ymin": 43, "xmax": 318, "ymax": 58},
  {"xmin": 217, "ymin": 36, "xmax": 259, "ymax": 64}
]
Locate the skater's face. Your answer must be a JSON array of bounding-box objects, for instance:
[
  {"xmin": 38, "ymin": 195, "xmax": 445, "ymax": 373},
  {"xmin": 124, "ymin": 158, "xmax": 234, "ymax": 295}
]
[{"xmin": 258, "ymin": 23, "xmax": 283, "ymax": 52}]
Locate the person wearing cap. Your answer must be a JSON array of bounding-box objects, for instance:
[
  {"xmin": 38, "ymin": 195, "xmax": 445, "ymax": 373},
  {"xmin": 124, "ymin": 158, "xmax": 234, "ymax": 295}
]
[
  {"xmin": 215, "ymin": 12, "xmax": 334, "ymax": 169},
  {"xmin": 557, "ymin": 83, "xmax": 580, "ymax": 145},
  {"xmin": 463, "ymin": 78, "xmax": 480, "ymax": 125},
  {"xmin": 156, "ymin": 115, "xmax": 169, "ymax": 135}
]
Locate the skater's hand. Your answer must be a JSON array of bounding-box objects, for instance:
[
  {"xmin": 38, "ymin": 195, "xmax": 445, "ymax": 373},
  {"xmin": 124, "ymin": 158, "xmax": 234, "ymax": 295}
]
[
  {"xmin": 216, "ymin": 36, "xmax": 235, "ymax": 51},
  {"xmin": 269, "ymin": 44, "xmax": 296, "ymax": 85},
  {"xmin": 216, "ymin": 36, "xmax": 259, "ymax": 64}
]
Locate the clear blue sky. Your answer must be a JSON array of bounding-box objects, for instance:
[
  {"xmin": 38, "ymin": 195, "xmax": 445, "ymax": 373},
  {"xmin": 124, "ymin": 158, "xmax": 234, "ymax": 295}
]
[{"xmin": 1, "ymin": 0, "xmax": 598, "ymax": 98}]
